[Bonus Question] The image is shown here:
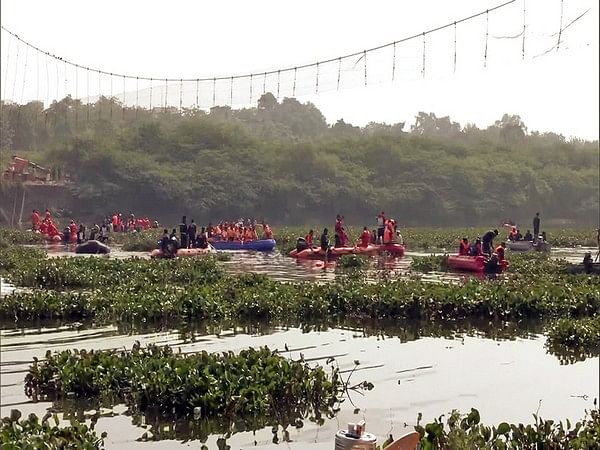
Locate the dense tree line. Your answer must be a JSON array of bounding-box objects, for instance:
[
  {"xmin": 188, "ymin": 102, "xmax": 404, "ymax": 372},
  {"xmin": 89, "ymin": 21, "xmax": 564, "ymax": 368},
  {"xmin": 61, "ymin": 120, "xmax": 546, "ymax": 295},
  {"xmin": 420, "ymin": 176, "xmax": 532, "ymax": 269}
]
[{"xmin": 0, "ymin": 94, "xmax": 598, "ymax": 226}]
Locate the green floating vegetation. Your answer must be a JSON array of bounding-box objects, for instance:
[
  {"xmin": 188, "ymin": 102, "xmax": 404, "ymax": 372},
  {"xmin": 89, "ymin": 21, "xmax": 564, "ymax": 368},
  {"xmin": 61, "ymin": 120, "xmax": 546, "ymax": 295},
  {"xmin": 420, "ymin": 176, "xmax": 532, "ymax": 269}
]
[
  {"xmin": 337, "ymin": 254, "xmax": 370, "ymax": 269},
  {"xmin": 25, "ymin": 344, "xmax": 342, "ymax": 427},
  {"xmin": 0, "ymin": 409, "xmax": 106, "ymax": 450},
  {"xmin": 1, "ymin": 246, "xmax": 223, "ymax": 289},
  {"xmin": 410, "ymin": 255, "xmax": 448, "ymax": 272},
  {"xmin": 546, "ymin": 316, "xmax": 600, "ymax": 364},
  {"xmin": 0, "ymin": 228, "xmax": 45, "ymax": 248},
  {"xmin": 118, "ymin": 230, "xmax": 162, "ymax": 252},
  {"xmin": 411, "ymin": 407, "xmax": 599, "ymax": 450}
]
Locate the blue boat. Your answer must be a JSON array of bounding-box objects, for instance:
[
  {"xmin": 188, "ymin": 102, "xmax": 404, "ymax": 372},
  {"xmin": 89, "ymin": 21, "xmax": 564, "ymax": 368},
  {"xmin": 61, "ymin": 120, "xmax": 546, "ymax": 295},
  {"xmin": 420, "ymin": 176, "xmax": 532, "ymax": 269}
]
[{"xmin": 212, "ymin": 239, "xmax": 276, "ymax": 252}]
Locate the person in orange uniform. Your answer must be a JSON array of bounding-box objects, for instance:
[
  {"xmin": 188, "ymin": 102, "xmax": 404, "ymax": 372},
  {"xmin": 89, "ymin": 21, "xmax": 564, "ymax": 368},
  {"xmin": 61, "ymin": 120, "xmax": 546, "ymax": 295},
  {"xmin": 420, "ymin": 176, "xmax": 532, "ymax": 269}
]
[
  {"xmin": 383, "ymin": 219, "xmax": 394, "ymax": 244},
  {"xmin": 459, "ymin": 238, "xmax": 470, "ymax": 256},
  {"xmin": 111, "ymin": 213, "xmax": 119, "ymax": 232},
  {"xmin": 39, "ymin": 219, "xmax": 48, "ymax": 235},
  {"xmin": 495, "ymin": 242, "xmax": 506, "ymax": 261},
  {"xmin": 305, "ymin": 229, "xmax": 314, "ymax": 246},
  {"xmin": 45, "ymin": 209, "xmax": 52, "ymax": 221},
  {"xmin": 69, "ymin": 220, "xmax": 78, "ymax": 243},
  {"xmin": 359, "ymin": 227, "xmax": 371, "ymax": 248},
  {"xmin": 31, "ymin": 210, "xmax": 41, "ymax": 231},
  {"xmin": 249, "ymin": 226, "xmax": 258, "ymax": 241}
]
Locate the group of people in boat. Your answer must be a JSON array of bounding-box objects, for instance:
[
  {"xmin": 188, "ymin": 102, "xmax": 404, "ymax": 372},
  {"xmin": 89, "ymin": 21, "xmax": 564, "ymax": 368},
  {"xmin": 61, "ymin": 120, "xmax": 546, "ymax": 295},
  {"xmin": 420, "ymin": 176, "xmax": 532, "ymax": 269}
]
[
  {"xmin": 160, "ymin": 216, "xmax": 274, "ymax": 254},
  {"xmin": 458, "ymin": 229, "xmax": 506, "ymax": 261},
  {"xmin": 506, "ymin": 212, "xmax": 547, "ymax": 243},
  {"xmin": 297, "ymin": 212, "xmax": 403, "ymax": 253}
]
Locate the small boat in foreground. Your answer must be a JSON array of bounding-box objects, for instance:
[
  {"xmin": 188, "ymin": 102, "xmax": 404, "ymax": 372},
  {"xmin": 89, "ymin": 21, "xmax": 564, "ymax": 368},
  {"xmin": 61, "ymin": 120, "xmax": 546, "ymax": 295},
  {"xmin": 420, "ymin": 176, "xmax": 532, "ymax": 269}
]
[
  {"xmin": 150, "ymin": 246, "xmax": 216, "ymax": 259},
  {"xmin": 211, "ymin": 239, "xmax": 276, "ymax": 252},
  {"xmin": 506, "ymin": 240, "xmax": 551, "ymax": 252},
  {"xmin": 447, "ymin": 254, "xmax": 508, "ymax": 273}
]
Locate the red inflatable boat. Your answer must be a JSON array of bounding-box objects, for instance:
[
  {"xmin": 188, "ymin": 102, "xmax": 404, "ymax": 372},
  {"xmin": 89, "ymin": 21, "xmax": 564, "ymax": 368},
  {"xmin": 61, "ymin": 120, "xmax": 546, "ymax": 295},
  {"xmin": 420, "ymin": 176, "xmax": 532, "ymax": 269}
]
[
  {"xmin": 290, "ymin": 244, "xmax": 405, "ymax": 260},
  {"xmin": 447, "ymin": 255, "xmax": 509, "ymax": 273}
]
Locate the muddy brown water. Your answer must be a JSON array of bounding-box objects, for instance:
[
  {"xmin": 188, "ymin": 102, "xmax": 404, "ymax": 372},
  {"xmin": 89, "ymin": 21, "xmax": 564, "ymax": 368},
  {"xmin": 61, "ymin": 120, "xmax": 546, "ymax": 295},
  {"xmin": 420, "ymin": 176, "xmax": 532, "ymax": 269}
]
[{"xmin": 1, "ymin": 246, "xmax": 598, "ymax": 449}]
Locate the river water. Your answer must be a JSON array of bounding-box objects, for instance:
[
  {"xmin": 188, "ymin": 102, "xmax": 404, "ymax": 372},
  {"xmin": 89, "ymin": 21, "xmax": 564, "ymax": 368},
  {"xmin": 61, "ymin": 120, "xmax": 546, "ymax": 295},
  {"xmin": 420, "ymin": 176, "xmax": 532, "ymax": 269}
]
[
  {"xmin": 1, "ymin": 245, "xmax": 598, "ymax": 449},
  {"xmin": 0, "ymin": 324, "xmax": 598, "ymax": 449}
]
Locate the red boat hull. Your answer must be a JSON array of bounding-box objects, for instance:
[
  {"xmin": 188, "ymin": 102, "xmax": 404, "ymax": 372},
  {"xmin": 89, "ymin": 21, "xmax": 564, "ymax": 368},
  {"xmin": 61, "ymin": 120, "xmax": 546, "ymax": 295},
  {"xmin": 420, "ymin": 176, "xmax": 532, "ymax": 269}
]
[
  {"xmin": 290, "ymin": 244, "xmax": 405, "ymax": 260},
  {"xmin": 447, "ymin": 255, "xmax": 508, "ymax": 273}
]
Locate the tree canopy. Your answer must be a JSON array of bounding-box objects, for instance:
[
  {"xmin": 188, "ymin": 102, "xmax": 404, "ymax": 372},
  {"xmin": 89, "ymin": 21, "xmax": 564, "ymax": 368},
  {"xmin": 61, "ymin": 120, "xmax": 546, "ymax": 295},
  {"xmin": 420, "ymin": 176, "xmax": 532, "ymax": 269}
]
[{"xmin": 1, "ymin": 94, "xmax": 598, "ymax": 226}]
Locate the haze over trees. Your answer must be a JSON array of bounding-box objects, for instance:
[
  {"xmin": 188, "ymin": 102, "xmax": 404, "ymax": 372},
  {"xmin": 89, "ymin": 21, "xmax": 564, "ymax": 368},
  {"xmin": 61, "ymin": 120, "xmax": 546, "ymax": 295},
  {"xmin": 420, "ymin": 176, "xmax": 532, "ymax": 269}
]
[{"xmin": 1, "ymin": 93, "xmax": 598, "ymax": 226}]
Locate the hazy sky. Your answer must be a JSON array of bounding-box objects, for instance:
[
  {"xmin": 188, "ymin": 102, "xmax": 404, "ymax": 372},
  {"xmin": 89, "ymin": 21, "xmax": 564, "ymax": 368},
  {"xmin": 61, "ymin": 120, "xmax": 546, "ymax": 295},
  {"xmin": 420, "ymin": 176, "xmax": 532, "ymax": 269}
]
[{"xmin": 1, "ymin": 0, "xmax": 598, "ymax": 140}]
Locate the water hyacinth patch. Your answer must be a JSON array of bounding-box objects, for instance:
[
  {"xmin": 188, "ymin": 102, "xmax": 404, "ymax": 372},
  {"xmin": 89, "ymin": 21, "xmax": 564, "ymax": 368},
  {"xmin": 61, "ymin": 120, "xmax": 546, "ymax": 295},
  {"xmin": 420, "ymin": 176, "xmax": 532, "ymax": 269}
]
[
  {"xmin": 0, "ymin": 409, "xmax": 106, "ymax": 449},
  {"xmin": 24, "ymin": 344, "xmax": 343, "ymax": 426}
]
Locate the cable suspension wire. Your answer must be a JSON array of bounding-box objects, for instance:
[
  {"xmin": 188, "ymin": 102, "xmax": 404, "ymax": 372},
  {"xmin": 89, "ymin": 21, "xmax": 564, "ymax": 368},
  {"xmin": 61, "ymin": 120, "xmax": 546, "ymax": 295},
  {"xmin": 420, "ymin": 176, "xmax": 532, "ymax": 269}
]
[{"xmin": 0, "ymin": 0, "xmax": 517, "ymax": 83}]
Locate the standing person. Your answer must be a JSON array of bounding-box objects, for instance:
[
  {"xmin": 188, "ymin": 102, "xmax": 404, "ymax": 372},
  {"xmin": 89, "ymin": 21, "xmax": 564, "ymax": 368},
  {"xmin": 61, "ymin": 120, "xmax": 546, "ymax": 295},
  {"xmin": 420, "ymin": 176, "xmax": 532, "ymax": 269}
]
[
  {"xmin": 31, "ymin": 210, "xmax": 41, "ymax": 231},
  {"xmin": 196, "ymin": 227, "xmax": 208, "ymax": 249},
  {"xmin": 187, "ymin": 220, "xmax": 197, "ymax": 248},
  {"xmin": 100, "ymin": 222, "xmax": 109, "ymax": 243},
  {"xmin": 77, "ymin": 224, "xmax": 86, "ymax": 244},
  {"xmin": 320, "ymin": 228, "xmax": 330, "ymax": 251},
  {"xmin": 481, "ymin": 229, "xmax": 499, "ymax": 256},
  {"xmin": 179, "ymin": 216, "xmax": 188, "ymax": 249},
  {"xmin": 376, "ymin": 211, "xmax": 386, "ymax": 244},
  {"xmin": 69, "ymin": 220, "xmax": 78, "ymax": 243},
  {"xmin": 533, "ymin": 212, "xmax": 541, "ymax": 242},
  {"xmin": 334, "ymin": 215, "xmax": 344, "ymax": 248}
]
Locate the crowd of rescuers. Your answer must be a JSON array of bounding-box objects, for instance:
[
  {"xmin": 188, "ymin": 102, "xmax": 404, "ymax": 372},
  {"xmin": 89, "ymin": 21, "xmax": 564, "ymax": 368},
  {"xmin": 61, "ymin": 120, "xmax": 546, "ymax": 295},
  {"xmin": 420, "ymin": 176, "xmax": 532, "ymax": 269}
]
[
  {"xmin": 297, "ymin": 212, "xmax": 403, "ymax": 253},
  {"xmin": 456, "ymin": 213, "xmax": 547, "ymax": 263},
  {"xmin": 31, "ymin": 209, "xmax": 158, "ymax": 244},
  {"xmin": 160, "ymin": 216, "xmax": 274, "ymax": 253},
  {"xmin": 457, "ymin": 230, "xmax": 504, "ymax": 260}
]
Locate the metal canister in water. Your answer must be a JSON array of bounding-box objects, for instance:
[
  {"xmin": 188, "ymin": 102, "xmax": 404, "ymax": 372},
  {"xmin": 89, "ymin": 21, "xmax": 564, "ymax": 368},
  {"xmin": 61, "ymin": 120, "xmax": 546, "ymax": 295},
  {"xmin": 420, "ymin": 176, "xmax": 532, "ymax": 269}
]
[{"xmin": 334, "ymin": 421, "xmax": 376, "ymax": 450}]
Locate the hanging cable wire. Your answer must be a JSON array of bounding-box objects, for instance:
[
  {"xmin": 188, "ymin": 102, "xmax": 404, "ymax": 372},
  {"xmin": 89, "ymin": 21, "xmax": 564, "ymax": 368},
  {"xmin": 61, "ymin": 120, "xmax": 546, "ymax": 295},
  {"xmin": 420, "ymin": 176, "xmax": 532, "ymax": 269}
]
[
  {"xmin": 196, "ymin": 78, "xmax": 200, "ymax": 107},
  {"xmin": 149, "ymin": 78, "xmax": 153, "ymax": 109},
  {"xmin": 0, "ymin": 0, "xmax": 517, "ymax": 84},
  {"xmin": 363, "ymin": 50, "xmax": 367, "ymax": 86},
  {"xmin": 3, "ymin": 33, "xmax": 11, "ymax": 100},
  {"xmin": 20, "ymin": 44, "xmax": 28, "ymax": 104},
  {"xmin": 316, "ymin": 62, "xmax": 319, "ymax": 94},
  {"xmin": 292, "ymin": 67, "xmax": 297, "ymax": 97},
  {"xmin": 522, "ymin": 0, "xmax": 526, "ymax": 59},
  {"xmin": 557, "ymin": 0, "xmax": 564, "ymax": 51},
  {"xmin": 453, "ymin": 22, "xmax": 457, "ymax": 73},
  {"xmin": 422, "ymin": 33, "xmax": 426, "ymax": 78},
  {"xmin": 212, "ymin": 78, "xmax": 216, "ymax": 106},
  {"xmin": 249, "ymin": 73, "xmax": 253, "ymax": 103},
  {"xmin": 86, "ymin": 68, "xmax": 90, "ymax": 122},
  {"xmin": 164, "ymin": 78, "xmax": 168, "ymax": 109},
  {"xmin": 123, "ymin": 75, "xmax": 126, "ymax": 119},
  {"xmin": 230, "ymin": 76, "xmax": 234, "ymax": 105},
  {"xmin": 337, "ymin": 58, "xmax": 342, "ymax": 90},
  {"xmin": 277, "ymin": 70, "xmax": 281, "ymax": 98},
  {"xmin": 262, "ymin": 72, "xmax": 267, "ymax": 94},
  {"xmin": 392, "ymin": 43, "xmax": 396, "ymax": 81},
  {"xmin": 179, "ymin": 78, "xmax": 183, "ymax": 112},
  {"xmin": 484, "ymin": 10, "xmax": 489, "ymax": 67},
  {"xmin": 11, "ymin": 40, "xmax": 20, "ymax": 100}
]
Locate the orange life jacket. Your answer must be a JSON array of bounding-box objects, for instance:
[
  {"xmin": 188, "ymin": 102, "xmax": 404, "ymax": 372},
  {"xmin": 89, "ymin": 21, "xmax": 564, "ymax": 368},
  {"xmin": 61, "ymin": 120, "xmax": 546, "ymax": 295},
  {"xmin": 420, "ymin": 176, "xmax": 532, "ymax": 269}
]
[
  {"xmin": 495, "ymin": 245, "xmax": 505, "ymax": 260},
  {"xmin": 459, "ymin": 241, "xmax": 470, "ymax": 255},
  {"xmin": 360, "ymin": 230, "xmax": 371, "ymax": 247}
]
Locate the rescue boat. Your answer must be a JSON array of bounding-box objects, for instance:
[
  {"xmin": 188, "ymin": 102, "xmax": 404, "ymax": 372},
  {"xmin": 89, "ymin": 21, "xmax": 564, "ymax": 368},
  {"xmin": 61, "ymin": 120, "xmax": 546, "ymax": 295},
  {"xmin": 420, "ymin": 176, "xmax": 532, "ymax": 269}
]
[
  {"xmin": 290, "ymin": 244, "xmax": 406, "ymax": 259},
  {"xmin": 211, "ymin": 239, "xmax": 276, "ymax": 251},
  {"xmin": 447, "ymin": 255, "xmax": 509, "ymax": 273},
  {"xmin": 150, "ymin": 246, "xmax": 216, "ymax": 259}
]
